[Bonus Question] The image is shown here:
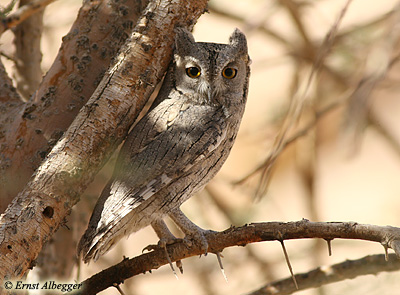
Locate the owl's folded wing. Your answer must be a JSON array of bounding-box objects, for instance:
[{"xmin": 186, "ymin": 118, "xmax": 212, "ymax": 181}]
[{"xmin": 78, "ymin": 99, "xmax": 228, "ymax": 261}]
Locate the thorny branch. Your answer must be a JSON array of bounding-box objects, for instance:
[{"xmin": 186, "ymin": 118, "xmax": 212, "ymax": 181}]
[
  {"xmin": 73, "ymin": 220, "xmax": 400, "ymax": 295},
  {"xmin": 248, "ymin": 253, "xmax": 400, "ymax": 295}
]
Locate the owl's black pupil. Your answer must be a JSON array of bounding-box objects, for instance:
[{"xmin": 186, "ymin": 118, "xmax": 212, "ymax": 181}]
[
  {"xmin": 225, "ymin": 68, "xmax": 233, "ymax": 77},
  {"xmin": 188, "ymin": 67, "xmax": 200, "ymax": 77}
]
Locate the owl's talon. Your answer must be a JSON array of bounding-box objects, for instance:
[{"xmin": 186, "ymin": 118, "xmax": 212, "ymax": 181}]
[
  {"xmin": 150, "ymin": 220, "xmax": 186, "ymax": 278},
  {"xmin": 169, "ymin": 208, "xmax": 215, "ymax": 256},
  {"xmin": 182, "ymin": 230, "xmax": 212, "ymax": 256},
  {"xmin": 142, "ymin": 244, "xmax": 158, "ymax": 253},
  {"xmin": 158, "ymin": 238, "xmax": 185, "ymax": 278},
  {"xmin": 161, "ymin": 243, "xmax": 178, "ymax": 279}
]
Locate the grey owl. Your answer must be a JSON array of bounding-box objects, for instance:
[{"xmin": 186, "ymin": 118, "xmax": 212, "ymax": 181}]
[{"xmin": 78, "ymin": 28, "xmax": 251, "ymax": 263}]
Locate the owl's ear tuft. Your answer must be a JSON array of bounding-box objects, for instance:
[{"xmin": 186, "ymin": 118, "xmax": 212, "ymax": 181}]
[
  {"xmin": 174, "ymin": 27, "xmax": 196, "ymax": 56},
  {"xmin": 229, "ymin": 28, "xmax": 248, "ymax": 58}
]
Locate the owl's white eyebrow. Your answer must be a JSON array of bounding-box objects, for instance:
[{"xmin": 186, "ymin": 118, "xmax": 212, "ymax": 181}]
[{"xmin": 185, "ymin": 60, "xmax": 200, "ymax": 67}]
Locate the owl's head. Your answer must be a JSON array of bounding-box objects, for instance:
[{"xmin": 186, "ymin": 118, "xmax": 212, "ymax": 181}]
[{"xmin": 173, "ymin": 28, "xmax": 250, "ymax": 106}]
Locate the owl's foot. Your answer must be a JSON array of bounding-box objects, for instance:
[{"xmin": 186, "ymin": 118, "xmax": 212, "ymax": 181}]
[
  {"xmin": 168, "ymin": 208, "xmax": 228, "ymax": 279},
  {"xmin": 168, "ymin": 208, "xmax": 215, "ymax": 255},
  {"xmin": 148, "ymin": 219, "xmax": 184, "ymax": 277},
  {"xmin": 151, "ymin": 212, "xmax": 227, "ymax": 280}
]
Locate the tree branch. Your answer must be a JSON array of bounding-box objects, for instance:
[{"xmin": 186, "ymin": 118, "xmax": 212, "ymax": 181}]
[
  {"xmin": 0, "ymin": 0, "xmax": 150, "ymax": 210},
  {"xmin": 247, "ymin": 253, "xmax": 400, "ymax": 295},
  {"xmin": 0, "ymin": 58, "xmax": 20, "ymax": 103},
  {"xmin": 74, "ymin": 220, "xmax": 400, "ymax": 295},
  {"xmin": 0, "ymin": 0, "xmax": 208, "ymax": 282},
  {"xmin": 249, "ymin": 0, "xmax": 353, "ymax": 197},
  {"xmin": 13, "ymin": 0, "xmax": 45, "ymax": 101},
  {"xmin": 0, "ymin": 0, "xmax": 56, "ymax": 35}
]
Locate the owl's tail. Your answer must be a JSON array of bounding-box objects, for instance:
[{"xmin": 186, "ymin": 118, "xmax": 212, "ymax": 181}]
[{"xmin": 77, "ymin": 182, "xmax": 120, "ymax": 263}]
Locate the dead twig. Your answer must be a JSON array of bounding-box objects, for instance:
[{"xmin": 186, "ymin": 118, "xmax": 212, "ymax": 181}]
[
  {"xmin": 235, "ymin": 93, "xmax": 349, "ymax": 185},
  {"xmin": 251, "ymin": 0, "xmax": 353, "ymax": 198}
]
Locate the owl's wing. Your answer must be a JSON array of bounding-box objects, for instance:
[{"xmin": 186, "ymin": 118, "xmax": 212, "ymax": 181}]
[{"xmin": 79, "ymin": 98, "xmax": 228, "ymax": 261}]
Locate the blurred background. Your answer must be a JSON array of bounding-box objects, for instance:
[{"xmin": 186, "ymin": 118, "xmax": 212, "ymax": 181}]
[{"xmin": 1, "ymin": 0, "xmax": 400, "ymax": 294}]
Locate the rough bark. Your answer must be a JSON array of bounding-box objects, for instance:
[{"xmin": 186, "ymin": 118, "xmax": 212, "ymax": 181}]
[
  {"xmin": 72, "ymin": 220, "xmax": 400, "ymax": 295},
  {"xmin": 0, "ymin": 0, "xmax": 208, "ymax": 283},
  {"xmin": 0, "ymin": 0, "xmax": 149, "ymax": 211}
]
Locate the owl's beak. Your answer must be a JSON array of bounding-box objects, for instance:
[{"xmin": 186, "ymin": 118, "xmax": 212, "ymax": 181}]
[
  {"xmin": 207, "ymin": 88, "xmax": 213, "ymax": 102},
  {"xmin": 203, "ymin": 83, "xmax": 216, "ymax": 103},
  {"xmin": 207, "ymin": 84, "xmax": 218, "ymax": 102}
]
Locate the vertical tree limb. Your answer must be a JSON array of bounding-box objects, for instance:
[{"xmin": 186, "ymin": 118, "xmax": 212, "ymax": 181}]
[
  {"xmin": 0, "ymin": 0, "xmax": 149, "ymax": 211},
  {"xmin": 0, "ymin": 0, "xmax": 208, "ymax": 282},
  {"xmin": 13, "ymin": 0, "xmax": 45, "ymax": 101}
]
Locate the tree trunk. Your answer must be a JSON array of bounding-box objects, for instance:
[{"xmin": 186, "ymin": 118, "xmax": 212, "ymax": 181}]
[{"xmin": 0, "ymin": 0, "xmax": 208, "ymax": 282}]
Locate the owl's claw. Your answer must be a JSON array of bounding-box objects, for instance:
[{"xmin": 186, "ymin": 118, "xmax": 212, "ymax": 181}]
[
  {"xmin": 142, "ymin": 236, "xmax": 183, "ymax": 253},
  {"xmin": 142, "ymin": 237, "xmax": 184, "ymax": 277},
  {"xmin": 182, "ymin": 228, "xmax": 216, "ymax": 256},
  {"xmin": 167, "ymin": 209, "xmax": 228, "ymax": 279},
  {"xmin": 168, "ymin": 208, "xmax": 215, "ymax": 256},
  {"xmin": 150, "ymin": 220, "xmax": 185, "ymax": 277}
]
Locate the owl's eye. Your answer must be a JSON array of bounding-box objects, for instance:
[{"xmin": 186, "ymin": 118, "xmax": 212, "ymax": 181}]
[
  {"xmin": 186, "ymin": 67, "xmax": 201, "ymax": 78},
  {"xmin": 222, "ymin": 67, "xmax": 237, "ymax": 79}
]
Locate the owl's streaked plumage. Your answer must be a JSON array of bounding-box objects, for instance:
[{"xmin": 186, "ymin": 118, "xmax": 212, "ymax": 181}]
[{"xmin": 78, "ymin": 28, "xmax": 251, "ymax": 263}]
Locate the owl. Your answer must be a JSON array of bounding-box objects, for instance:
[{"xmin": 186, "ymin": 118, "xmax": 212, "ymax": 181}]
[{"xmin": 78, "ymin": 28, "xmax": 251, "ymax": 263}]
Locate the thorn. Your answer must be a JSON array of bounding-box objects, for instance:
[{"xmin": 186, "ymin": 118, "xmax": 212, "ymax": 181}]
[
  {"xmin": 279, "ymin": 240, "xmax": 298, "ymax": 289},
  {"xmin": 176, "ymin": 260, "xmax": 184, "ymax": 274},
  {"xmin": 326, "ymin": 239, "xmax": 333, "ymax": 256},
  {"xmin": 163, "ymin": 246, "xmax": 179, "ymax": 280},
  {"xmin": 216, "ymin": 252, "xmax": 228, "ymax": 282},
  {"xmin": 112, "ymin": 283, "xmax": 126, "ymax": 295}
]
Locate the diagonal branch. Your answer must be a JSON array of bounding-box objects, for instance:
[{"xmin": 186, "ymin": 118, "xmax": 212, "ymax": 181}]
[
  {"xmin": 0, "ymin": 0, "xmax": 150, "ymax": 210},
  {"xmin": 235, "ymin": 94, "xmax": 348, "ymax": 185},
  {"xmin": 252, "ymin": 0, "xmax": 353, "ymax": 197},
  {"xmin": 247, "ymin": 253, "xmax": 400, "ymax": 295},
  {"xmin": 0, "ymin": 0, "xmax": 208, "ymax": 282},
  {"xmin": 73, "ymin": 220, "xmax": 400, "ymax": 295},
  {"xmin": 0, "ymin": 0, "xmax": 56, "ymax": 35}
]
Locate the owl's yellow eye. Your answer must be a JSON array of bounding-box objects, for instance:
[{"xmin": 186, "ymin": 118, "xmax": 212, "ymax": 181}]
[
  {"xmin": 222, "ymin": 67, "xmax": 237, "ymax": 79},
  {"xmin": 186, "ymin": 67, "xmax": 201, "ymax": 78}
]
